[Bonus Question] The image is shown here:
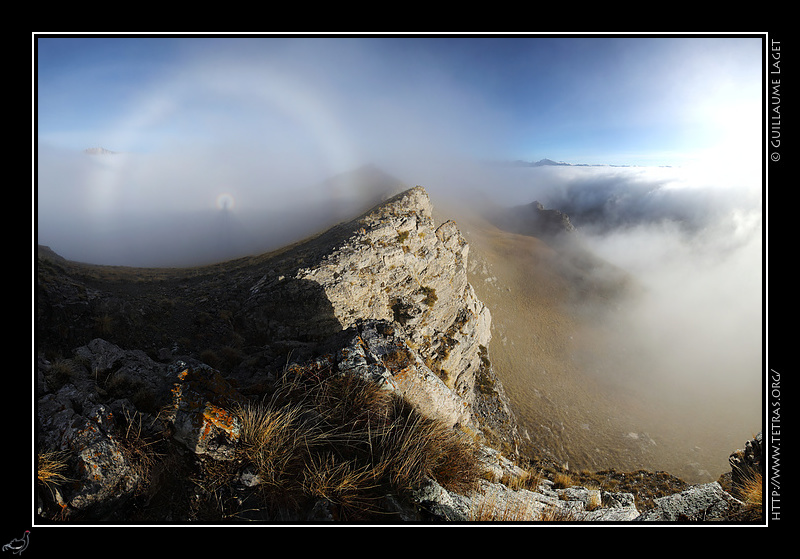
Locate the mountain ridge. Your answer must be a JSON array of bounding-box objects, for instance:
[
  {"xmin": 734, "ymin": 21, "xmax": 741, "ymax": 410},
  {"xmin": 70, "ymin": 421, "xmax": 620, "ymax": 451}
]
[
  {"xmin": 506, "ymin": 158, "xmax": 674, "ymax": 168},
  {"xmin": 34, "ymin": 184, "xmax": 762, "ymax": 523}
]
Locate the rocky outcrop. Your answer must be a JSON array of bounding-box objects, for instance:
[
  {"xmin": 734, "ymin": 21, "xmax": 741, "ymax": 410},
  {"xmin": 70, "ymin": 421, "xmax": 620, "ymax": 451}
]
[
  {"xmin": 243, "ymin": 187, "xmax": 492, "ymax": 412},
  {"xmin": 35, "ymin": 186, "xmax": 516, "ymax": 521},
  {"xmin": 335, "ymin": 320, "xmax": 474, "ymax": 430},
  {"xmin": 162, "ymin": 363, "xmax": 246, "ymax": 461},
  {"xmin": 636, "ymin": 482, "xmax": 744, "ymax": 522},
  {"xmin": 727, "ymin": 431, "xmax": 764, "ymax": 497},
  {"xmin": 36, "ymin": 331, "xmax": 760, "ymax": 523},
  {"xmin": 36, "ymin": 333, "xmax": 640, "ymax": 522}
]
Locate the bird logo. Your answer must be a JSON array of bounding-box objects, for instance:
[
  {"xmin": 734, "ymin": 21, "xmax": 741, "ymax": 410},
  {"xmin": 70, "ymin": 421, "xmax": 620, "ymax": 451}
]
[{"xmin": 2, "ymin": 531, "xmax": 29, "ymax": 555}]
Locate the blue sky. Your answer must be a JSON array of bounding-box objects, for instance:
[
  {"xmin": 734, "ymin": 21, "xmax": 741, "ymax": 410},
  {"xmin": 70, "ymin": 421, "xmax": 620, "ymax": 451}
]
[{"xmin": 37, "ymin": 35, "xmax": 763, "ymax": 166}]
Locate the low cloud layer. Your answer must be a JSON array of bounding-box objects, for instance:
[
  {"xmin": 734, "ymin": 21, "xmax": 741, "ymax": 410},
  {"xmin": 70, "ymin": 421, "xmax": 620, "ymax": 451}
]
[{"xmin": 499, "ymin": 165, "xmax": 764, "ymax": 453}]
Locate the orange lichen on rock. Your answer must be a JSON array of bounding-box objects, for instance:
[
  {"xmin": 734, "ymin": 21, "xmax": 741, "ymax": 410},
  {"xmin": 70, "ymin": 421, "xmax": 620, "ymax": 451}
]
[
  {"xmin": 200, "ymin": 402, "xmax": 241, "ymax": 443},
  {"xmin": 166, "ymin": 364, "xmax": 244, "ymax": 459}
]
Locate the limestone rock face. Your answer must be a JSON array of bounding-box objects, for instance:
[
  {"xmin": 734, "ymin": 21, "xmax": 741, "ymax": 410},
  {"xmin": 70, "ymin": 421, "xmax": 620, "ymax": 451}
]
[
  {"xmin": 334, "ymin": 319, "xmax": 475, "ymax": 430},
  {"xmin": 303, "ymin": 187, "xmax": 491, "ymax": 405},
  {"xmin": 246, "ymin": 186, "xmax": 492, "ymax": 413}
]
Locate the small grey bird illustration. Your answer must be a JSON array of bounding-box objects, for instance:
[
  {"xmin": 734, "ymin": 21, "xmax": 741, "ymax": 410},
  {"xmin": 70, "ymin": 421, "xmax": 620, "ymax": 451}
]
[{"xmin": 2, "ymin": 531, "xmax": 29, "ymax": 555}]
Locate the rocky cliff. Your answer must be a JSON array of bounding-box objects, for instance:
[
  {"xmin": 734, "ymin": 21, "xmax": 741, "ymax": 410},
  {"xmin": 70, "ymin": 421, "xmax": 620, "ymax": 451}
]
[
  {"xmin": 241, "ymin": 187, "xmax": 494, "ymax": 423},
  {"xmin": 34, "ymin": 186, "xmax": 762, "ymax": 523}
]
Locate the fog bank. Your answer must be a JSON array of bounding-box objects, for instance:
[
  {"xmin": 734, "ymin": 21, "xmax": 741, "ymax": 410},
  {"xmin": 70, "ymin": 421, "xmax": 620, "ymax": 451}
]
[{"xmin": 494, "ymin": 164, "xmax": 763, "ymax": 468}]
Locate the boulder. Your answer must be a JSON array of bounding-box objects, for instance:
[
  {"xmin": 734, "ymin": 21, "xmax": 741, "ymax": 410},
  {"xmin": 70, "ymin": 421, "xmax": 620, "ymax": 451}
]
[
  {"xmin": 636, "ymin": 482, "xmax": 743, "ymax": 521},
  {"xmin": 74, "ymin": 338, "xmax": 172, "ymax": 414},
  {"xmin": 64, "ymin": 404, "xmax": 141, "ymax": 514},
  {"xmin": 162, "ymin": 361, "xmax": 246, "ymax": 460},
  {"xmin": 36, "ymin": 394, "xmax": 140, "ymax": 517}
]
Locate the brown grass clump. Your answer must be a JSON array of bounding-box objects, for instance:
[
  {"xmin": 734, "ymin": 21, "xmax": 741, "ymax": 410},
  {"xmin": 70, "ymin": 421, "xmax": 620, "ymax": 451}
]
[
  {"xmin": 235, "ymin": 399, "xmax": 321, "ymax": 489},
  {"xmin": 37, "ymin": 450, "xmax": 71, "ymax": 495},
  {"xmin": 380, "ymin": 346, "xmax": 416, "ymax": 373},
  {"xmin": 224, "ymin": 367, "xmax": 484, "ymax": 519},
  {"xmin": 741, "ymin": 471, "xmax": 763, "ymax": 510},
  {"xmin": 552, "ymin": 472, "xmax": 574, "ymax": 489},
  {"xmin": 45, "ymin": 359, "xmax": 78, "ymax": 390},
  {"xmin": 421, "ymin": 286, "xmax": 438, "ymax": 307},
  {"xmin": 301, "ymin": 454, "xmax": 382, "ymax": 518},
  {"xmin": 374, "ymin": 398, "xmax": 482, "ymax": 496},
  {"xmin": 310, "ymin": 372, "xmax": 394, "ymax": 429},
  {"xmin": 500, "ymin": 468, "xmax": 543, "ymax": 491},
  {"xmin": 732, "ymin": 468, "xmax": 763, "ymax": 521},
  {"xmin": 469, "ymin": 491, "xmax": 536, "ymax": 521},
  {"xmin": 115, "ymin": 409, "xmax": 163, "ymax": 495},
  {"xmin": 230, "ymin": 397, "xmax": 325, "ymax": 515},
  {"xmin": 538, "ymin": 503, "xmax": 586, "ymax": 521}
]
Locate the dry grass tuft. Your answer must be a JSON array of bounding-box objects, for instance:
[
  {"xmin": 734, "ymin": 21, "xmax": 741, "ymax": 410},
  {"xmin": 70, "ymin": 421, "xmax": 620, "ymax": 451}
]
[
  {"xmin": 501, "ymin": 467, "xmax": 543, "ymax": 491},
  {"xmin": 309, "ymin": 372, "xmax": 394, "ymax": 429},
  {"xmin": 223, "ymin": 367, "xmax": 484, "ymax": 519},
  {"xmin": 37, "ymin": 450, "xmax": 71, "ymax": 494},
  {"xmin": 115, "ymin": 408, "xmax": 163, "ymax": 495},
  {"xmin": 373, "ymin": 397, "xmax": 482, "ymax": 496},
  {"xmin": 538, "ymin": 503, "xmax": 586, "ymax": 521},
  {"xmin": 552, "ymin": 472, "xmax": 574, "ymax": 489},
  {"xmin": 235, "ymin": 399, "xmax": 322, "ymax": 490},
  {"xmin": 470, "ymin": 491, "xmax": 537, "ymax": 521},
  {"xmin": 302, "ymin": 454, "xmax": 383, "ymax": 519},
  {"xmin": 45, "ymin": 359, "xmax": 78, "ymax": 389},
  {"xmin": 739, "ymin": 469, "xmax": 763, "ymax": 515}
]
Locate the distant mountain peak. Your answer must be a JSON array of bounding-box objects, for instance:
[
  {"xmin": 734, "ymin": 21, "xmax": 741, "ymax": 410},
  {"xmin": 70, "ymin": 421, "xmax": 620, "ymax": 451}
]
[
  {"xmin": 84, "ymin": 147, "xmax": 117, "ymax": 155},
  {"xmin": 506, "ymin": 158, "xmax": 646, "ymax": 168},
  {"xmin": 532, "ymin": 158, "xmax": 570, "ymax": 167},
  {"xmin": 507, "ymin": 158, "xmax": 571, "ymax": 167}
]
